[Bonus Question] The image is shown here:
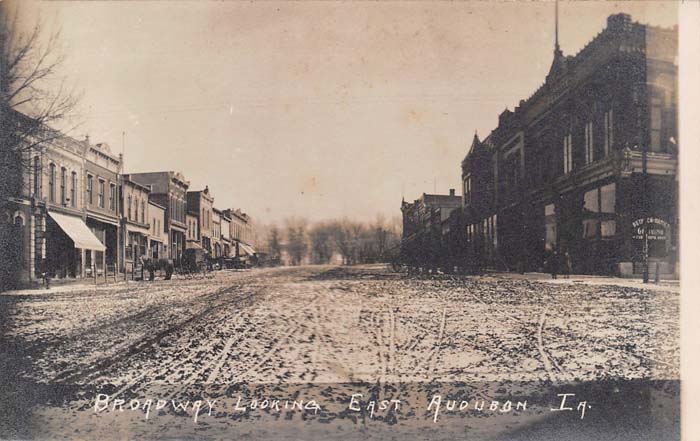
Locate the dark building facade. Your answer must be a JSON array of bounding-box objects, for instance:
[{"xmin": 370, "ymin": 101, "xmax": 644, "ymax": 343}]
[
  {"xmin": 459, "ymin": 13, "xmax": 678, "ymax": 277},
  {"xmin": 400, "ymin": 190, "xmax": 461, "ymax": 272}
]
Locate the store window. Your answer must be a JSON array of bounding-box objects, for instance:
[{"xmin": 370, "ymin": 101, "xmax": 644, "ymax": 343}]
[
  {"xmin": 582, "ymin": 183, "xmax": 616, "ymax": 240},
  {"xmin": 545, "ymin": 204, "xmax": 556, "ymax": 251}
]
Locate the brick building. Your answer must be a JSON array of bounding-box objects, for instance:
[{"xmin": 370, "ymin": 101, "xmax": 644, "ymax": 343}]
[
  {"xmin": 129, "ymin": 171, "xmax": 189, "ymax": 264},
  {"xmin": 84, "ymin": 141, "xmax": 122, "ymax": 274},
  {"xmin": 459, "ymin": 13, "xmax": 678, "ymax": 277},
  {"xmin": 120, "ymin": 174, "xmax": 152, "ymax": 270},
  {"xmin": 1, "ymin": 114, "xmax": 109, "ymax": 287},
  {"xmin": 400, "ymin": 190, "xmax": 461, "ymax": 271},
  {"xmin": 186, "ymin": 186, "xmax": 214, "ymax": 255}
]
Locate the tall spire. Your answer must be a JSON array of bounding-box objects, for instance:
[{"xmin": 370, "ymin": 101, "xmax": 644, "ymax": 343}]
[{"xmin": 547, "ymin": 0, "xmax": 565, "ymax": 82}]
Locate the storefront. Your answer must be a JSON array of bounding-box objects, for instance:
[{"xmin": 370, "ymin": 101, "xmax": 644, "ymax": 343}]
[{"xmin": 46, "ymin": 211, "xmax": 106, "ymax": 278}]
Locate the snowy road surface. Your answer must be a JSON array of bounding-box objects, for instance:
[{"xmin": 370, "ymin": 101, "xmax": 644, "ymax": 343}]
[{"xmin": 0, "ymin": 265, "xmax": 680, "ymax": 440}]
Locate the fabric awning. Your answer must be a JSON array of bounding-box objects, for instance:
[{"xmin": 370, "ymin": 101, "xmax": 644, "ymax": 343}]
[
  {"xmin": 49, "ymin": 211, "xmax": 106, "ymax": 251},
  {"xmin": 239, "ymin": 243, "xmax": 256, "ymax": 256}
]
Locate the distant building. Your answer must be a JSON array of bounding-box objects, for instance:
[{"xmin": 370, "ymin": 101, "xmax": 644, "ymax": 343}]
[
  {"xmin": 224, "ymin": 208, "xmax": 257, "ymax": 263},
  {"xmin": 129, "ymin": 171, "xmax": 190, "ymax": 263},
  {"xmin": 148, "ymin": 201, "xmax": 167, "ymax": 259},
  {"xmin": 186, "ymin": 186, "xmax": 214, "ymax": 255},
  {"xmin": 212, "ymin": 207, "xmax": 222, "ymax": 258},
  {"xmin": 84, "ymin": 140, "xmax": 122, "ymax": 273},
  {"xmin": 400, "ymin": 190, "xmax": 461, "ymax": 270},
  {"xmin": 186, "ymin": 212, "xmax": 200, "ymax": 249},
  {"xmin": 120, "ymin": 174, "xmax": 152, "ymax": 270},
  {"xmin": 220, "ymin": 211, "xmax": 232, "ymax": 257}
]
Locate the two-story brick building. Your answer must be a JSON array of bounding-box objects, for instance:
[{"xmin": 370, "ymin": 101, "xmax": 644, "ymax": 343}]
[
  {"xmin": 84, "ymin": 140, "xmax": 122, "ymax": 274},
  {"xmin": 1, "ymin": 113, "xmax": 108, "ymax": 287},
  {"xmin": 120, "ymin": 174, "xmax": 152, "ymax": 270}
]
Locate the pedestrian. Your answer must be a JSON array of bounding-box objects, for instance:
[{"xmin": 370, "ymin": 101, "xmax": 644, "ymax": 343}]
[
  {"xmin": 41, "ymin": 258, "xmax": 50, "ymax": 289},
  {"xmin": 550, "ymin": 250, "xmax": 559, "ymax": 279},
  {"xmin": 563, "ymin": 251, "xmax": 572, "ymax": 279}
]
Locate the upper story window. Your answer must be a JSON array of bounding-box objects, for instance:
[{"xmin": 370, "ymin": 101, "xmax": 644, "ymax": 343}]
[
  {"xmin": 650, "ymin": 97, "xmax": 663, "ymax": 152},
  {"xmin": 109, "ymin": 183, "xmax": 116, "ymax": 211},
  {"xmin": 463, "ymin": 175, "xmax": 472, "ymax": 206},
  {"xmin": 48, "ymin": 163, "xmax": 56, "ymax": 203},
  {"xmin": 562, "ymin": 134, "xmax": 573, "ymax": 175},
  {"xmin": 60, "ymin": 167, "xmax": 67, "ymax": 206},
  {"xmin": 584, "ymin": 121, "xmax": 594, "ymax": 165},
  {"xmin": 603, "ymin": 109, "xmax": 614, "ymax": 156},
  {"xmin": 135, "ymin": 198, "xmax": 140, "ymax": 222},
  {"xmin": 86, "ymin": 174, "xmax": 94, "ymax": 205},
  {"xmin": 70, "ymin": 172, "xmax": 77, "ymax": 207},
  {"xmin": 33, "ymin": 156, "xmax": 41, "ymax": 198},
  {"xmin": 127, "ymin": 195, "xmax": 132, "ymax": 220},
  {"xmin": 141, "ymin": 200, "xmax": 146, "ymax": 224},
  {"xmin": 98, "ymin": 179, "xmax": 105, "ymax": 208}
]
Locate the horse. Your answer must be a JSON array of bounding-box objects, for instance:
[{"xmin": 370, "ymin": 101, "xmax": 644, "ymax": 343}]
[{"xmin": 141, "ymin": 257, "xmax": 174, "ymax": 281}]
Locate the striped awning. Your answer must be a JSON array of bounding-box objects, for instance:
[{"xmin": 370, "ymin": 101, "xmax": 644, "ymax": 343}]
[{"xmin": 49, "ymin": 211, "xmax": 106, "ymax": 251}]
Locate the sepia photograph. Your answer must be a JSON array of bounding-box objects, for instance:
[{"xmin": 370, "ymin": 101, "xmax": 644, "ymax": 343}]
[{"xmin": 0, "ymin": 0, "xmax": 695, "ymax": 439}]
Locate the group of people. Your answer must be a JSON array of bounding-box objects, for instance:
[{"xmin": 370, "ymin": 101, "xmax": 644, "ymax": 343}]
[{"xmin": 546, "ymin": 249, "xmax": 573, "ymax": 279}]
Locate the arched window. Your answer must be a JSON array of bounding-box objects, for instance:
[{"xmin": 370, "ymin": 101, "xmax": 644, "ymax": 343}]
[
  {"xmin": 70, "ymin": 172, "xmax": 77, "ymax": 207},
  {"xmin": 127, "ymin": 195, "xmax": 132, "ymax": 220},
  {"xmin": 60, "ymin": 167, "xmax": 67, "ymax": 205},
  {"xmin": 33, "ymin": 156, "xmax": 41, "ymax": 198},
  {"xmin": 48, "ymin": 163, "xmax": 56, "ymax": 203},
  {"xmin": 135, "ymin": 198, "xmax": 139, "ymax": 222}
]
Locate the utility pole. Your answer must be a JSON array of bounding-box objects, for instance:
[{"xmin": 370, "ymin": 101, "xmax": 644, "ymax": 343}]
[{"xmin": 640, "ymin": 93, "xmax": 650, "ymax": 283}]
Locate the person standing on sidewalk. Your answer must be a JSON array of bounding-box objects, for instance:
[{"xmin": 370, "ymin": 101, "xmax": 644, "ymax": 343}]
[
  {"xmin": 549, "ymin": 250, "xmax": 559, "ymax": 279},
  {"xmin": 563, "ymin": 250, "xmax": 572, "ymax": 279}
]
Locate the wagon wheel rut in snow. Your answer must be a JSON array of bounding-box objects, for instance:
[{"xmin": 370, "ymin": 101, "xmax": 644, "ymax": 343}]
[
  {"xmin": 20, "ymin": 271, "xmax": 274, "ymax": 361},
  {"xmin": 229, "ymin": 291, "xmax": 323, "ymax": 383},
  {"xmin": 50, "ymin": 283, "xmax": 263, "ymax": 385}
]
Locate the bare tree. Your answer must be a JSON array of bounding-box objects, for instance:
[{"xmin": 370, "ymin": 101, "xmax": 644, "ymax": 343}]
[
  {"xmin": 308, "ymin": 221, "xmax": 334, "ymax": 264},
  {"xmin": 266, "ymin": 225, "xmax": 282, "ymax": 260},
  {"xmin": 1, "ymin": 3, "xmax": 81, "ymax": 203},
  {"xmin": 284, "ymin": 217, "xmax": 308, "ymax": 266}
]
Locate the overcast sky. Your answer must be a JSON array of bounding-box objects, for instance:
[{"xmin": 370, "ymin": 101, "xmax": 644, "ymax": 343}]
[{"xmin": 19, "ymin": 1, "xmax": 678, "ymax": 224}]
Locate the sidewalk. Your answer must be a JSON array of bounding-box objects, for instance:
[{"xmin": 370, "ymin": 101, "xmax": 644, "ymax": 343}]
[{"xmin": 488, "ymin": 270, "xmax": 679, "ymax": 293}]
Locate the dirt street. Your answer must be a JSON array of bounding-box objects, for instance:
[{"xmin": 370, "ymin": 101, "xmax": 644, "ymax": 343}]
[{"xmin": 0, "ymin": 265, "xmax": 680, "ymax": 440}]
